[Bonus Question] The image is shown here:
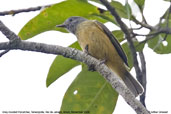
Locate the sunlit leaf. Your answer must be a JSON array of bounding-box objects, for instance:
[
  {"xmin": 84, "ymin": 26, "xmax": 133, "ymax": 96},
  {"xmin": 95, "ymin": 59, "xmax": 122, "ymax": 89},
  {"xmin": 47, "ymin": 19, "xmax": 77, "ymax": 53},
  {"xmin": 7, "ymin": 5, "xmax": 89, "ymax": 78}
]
[
  {"xmin": 135, "ymin": 42, "xmax": 145, "ymax": 52},
  {"xmin": 147, "ymin": 17, "xmax": 171, "ymax": 54},
  {"xmin": 46, "ymin": 42, "xmax": 81, "ymax": 87},
  {"xmin": 122, "ymin": 42, "xmax": 133, "ymax": 68},
  {"xmin": 134, "ymin": 0, "xmax": 145, "ymax": 11},
  {"xmin": 90, "ymin": 12, "xmax": 118, "ymax": 25},
  {"xmin": 112, "ymin": 30, "xmax": 124, "ymax": 42},
  {"xmin": 110, "ymin": 1, "xmax": 132, "ymax": 19},
  {"xmin": 60, "ymin": 65, "xmax": 118, "ymax": 114},
  {"xmin": 125, "ymin": 2, "xmax": 132, "ymax": 19},
  {"xmin": 122, "ymin": 40, "xmax": 144, "ymax": 68},
  {"xmin": 148, "ymin": 34, "xmax": 171, "ymax": 54}
]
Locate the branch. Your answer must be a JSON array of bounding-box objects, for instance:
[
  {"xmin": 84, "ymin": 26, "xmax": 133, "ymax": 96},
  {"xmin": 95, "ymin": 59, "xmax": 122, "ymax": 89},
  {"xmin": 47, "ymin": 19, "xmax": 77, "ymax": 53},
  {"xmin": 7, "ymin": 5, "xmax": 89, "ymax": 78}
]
[
  {"xmin": 133, "ymin": 16, "xmax": 171, "ymax": 35},
  {"xmin": 132, "ymin": 31, "xmax": 161, "ymax": 37},
  {"xmin": 0, "ymin": 21, "xmax": 149, "ymax": 114},
  {"xmin": 99, "ymin": 0, "xmax": 143, "ymax": 92},
  {"xmin": 132, "ymin": 10, "xmax": 171, "ymax": 42},
  {"xmin": 163, "ymin": 0, "xmax": 171, "ymax": 40},
  {"xmin": 0, "ymin": 49, "xmax": 10, "ymax": 57},
  {"xmin": 0, "ymin": 41, "xmax": 149, "ymax": 114},
  {"xmin": 139, "ymin": 27, "xmax": 171, "ymax": 44},
  {"xmin": 132, "ymin": 17, "xmax": 155, "ymax": 30},
  {"xmin": 159, "ymin": 26, "xmax": 171, "ymax": 34},
  {"xmin": 0, "ymin": 21, "xmax": 20, "ymax": 40},
  {"xmin": 139, "ymin": 51, "xmax": 147, "ymax": 107},
  {"xmin": 0, "ymin": 4, "xmax": 51, "ymax": 16}
]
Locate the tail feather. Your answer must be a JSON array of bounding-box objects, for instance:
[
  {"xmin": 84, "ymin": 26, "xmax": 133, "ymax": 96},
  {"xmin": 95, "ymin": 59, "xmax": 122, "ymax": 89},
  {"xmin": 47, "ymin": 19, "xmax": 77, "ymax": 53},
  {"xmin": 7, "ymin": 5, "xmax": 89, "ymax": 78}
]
[{"xmin": 123, "ymin": 71, "xmax": 144, "ymax": 97}]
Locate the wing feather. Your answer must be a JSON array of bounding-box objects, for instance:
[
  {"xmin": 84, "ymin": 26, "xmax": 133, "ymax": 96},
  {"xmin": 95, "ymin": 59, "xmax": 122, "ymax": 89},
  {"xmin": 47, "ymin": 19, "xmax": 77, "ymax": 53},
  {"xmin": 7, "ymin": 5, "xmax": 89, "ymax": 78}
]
[{"xmin": 94, "ymin": 21, "xmax": 128, "ymax": 66}]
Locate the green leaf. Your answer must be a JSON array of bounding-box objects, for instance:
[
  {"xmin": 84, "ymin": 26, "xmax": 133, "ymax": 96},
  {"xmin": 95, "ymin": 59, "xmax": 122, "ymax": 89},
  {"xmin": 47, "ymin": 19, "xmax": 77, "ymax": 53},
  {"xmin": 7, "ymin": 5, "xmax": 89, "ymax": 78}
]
[
  {"xmin": 160, "ymin": 14, "xmax": 171, "ymax": 28},
  {"xmin": 18, "ymin": 0, "xmax": 99, "ymax": 40},
  {"xmin": 88, "ymin": 14, "xmax": 109, "ymax": 23},
  {"xmin": 134, "ymin": 0, "xmax": 145, "ymax": 11},
  {"xmin": 135, "ymin": 42, "xmax": 145, "ymax": 52},
  {"xmin": 46, "ymin": 42, "xmax": 81, "ymax": 87},
  {"xmin": 110, "ymin": 1, "xmax": 132, "ymax": 19},
  {"xmin": 134, "ymin": 0, "xmax": 145, "ymax": 6},
  {"xmin": 147, "ymin": 16, "xmax": 171, "ymax": 54},
  {"xmin": 60, "ymin": 65, "xmax": 118, "ymax": 114},
  {"xmin": 121, "ymin": 40, "xmax": 144, "ymax": 68},
  {"xmin": 160, "ymin": 8, "xmax": 169, "ymax": 19},
  {"xmin": 148, "ymin": 34, "xmax": 171, "ymax": 54},
  {"xmin": 90, "ymin": 12, "xmax": 118, "ymax": 25},
  {"xmin": 112, "ymin": 30, "xmax": 124, "ymax": 42},
  {"xmin": 125, "ymin": 2, "xmax": 132, "ymax": 19},
  {"xmin": 122, "ymin": 42, "xmax": 133, "ymax": 69}
]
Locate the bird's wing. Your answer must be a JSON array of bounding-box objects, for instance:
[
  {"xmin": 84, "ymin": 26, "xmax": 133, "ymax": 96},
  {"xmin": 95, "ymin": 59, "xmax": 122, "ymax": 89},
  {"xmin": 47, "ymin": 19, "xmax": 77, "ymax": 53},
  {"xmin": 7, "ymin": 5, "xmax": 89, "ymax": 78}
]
[{"xmin": 94, "ymin": 20, "xmax": 129, "ymax": 66}]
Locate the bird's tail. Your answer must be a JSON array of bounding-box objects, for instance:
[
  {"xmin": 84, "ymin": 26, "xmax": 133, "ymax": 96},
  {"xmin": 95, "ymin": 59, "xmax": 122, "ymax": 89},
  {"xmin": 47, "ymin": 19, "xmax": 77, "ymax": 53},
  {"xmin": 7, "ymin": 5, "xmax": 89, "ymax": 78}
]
[{"xmin": 122, "ymin": 71, "xmax": 144, "ymax": 97}]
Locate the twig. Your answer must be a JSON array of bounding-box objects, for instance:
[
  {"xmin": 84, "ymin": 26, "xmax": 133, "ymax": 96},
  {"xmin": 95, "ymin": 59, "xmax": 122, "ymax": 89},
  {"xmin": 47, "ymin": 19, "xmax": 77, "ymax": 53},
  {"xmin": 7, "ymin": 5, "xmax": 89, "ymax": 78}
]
[
  {"xmin": 140, "ymin": 9, "xmax": 147, "ymax": 24},
  {"xmin": 139, "ymin": 51, "xmax": 147, "ymax": 107},
  {"xmin": 133, "ymin": 16, "xmax": 171, "ymax": 35},
  {"xmin": 163, "ymin": 0, "xmax": 171, "ymax": 40},
  {"xmin": 133, "ymin": 17, "xmax": 171, "ymax": 36},
  {"xmin": 139, "ymin": 36, "xmax": 155, "ymax": 45},
  {"xmin": 0, "ymin": 49, "xmax": 10, "ymax": 57},
  {"xmin": 0, "ymin": 21, "xmax": 20, "ymax": 40},
  {"xmin": 130, "ymin": 26, "xmax": 143, "ymax": 31},
  {"xmin": 159, "ymin": 6, "xmax": 170, "ymax": 25},
  {"xmin": 163, "ymin": 34, "xmax": 168, "ymax": 41},
  {"xmin": 159, "ymin": 27, "xmax": 171, "ymax": 34},
  {"xmin": 132, "ymin": 31, "xmax": 161, "ymax": 37},
  {"xmin": 0, "ymin": 20, "xmax": 149, "ymax": 114},
  {"xmin": 132, "ymin": 17, "xmax": 155, "ymax": 30},
  {"xmin": 165, "ymin": 2, "xmax": 171, "ymax": 29},
  {"xmin": 99, "ymin": 0, "xmax": 143, "ymax": 94},
  {"xmin": 0, "ymin": 4, "xmax": 51, "ymax": 16},
  {"xmin": 139, "ymin": 27, "xmax": 171, "ymax": 44}
]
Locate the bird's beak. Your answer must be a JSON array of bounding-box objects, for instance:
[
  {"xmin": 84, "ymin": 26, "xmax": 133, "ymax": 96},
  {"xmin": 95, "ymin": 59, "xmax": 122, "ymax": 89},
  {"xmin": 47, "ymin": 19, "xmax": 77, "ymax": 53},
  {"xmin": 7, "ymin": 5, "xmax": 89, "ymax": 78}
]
[{"xmin": 56, "ymin": 24, "xmax": 66, "ymax": 28}]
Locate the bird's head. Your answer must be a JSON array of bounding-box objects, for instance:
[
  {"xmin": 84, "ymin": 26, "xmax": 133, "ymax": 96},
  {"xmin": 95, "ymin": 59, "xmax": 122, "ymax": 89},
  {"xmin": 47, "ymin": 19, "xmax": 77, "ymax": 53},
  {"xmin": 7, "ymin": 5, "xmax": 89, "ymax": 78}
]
[{"xmin": 56, "ymin": 16, "xmax": 87, "ymax": 34}]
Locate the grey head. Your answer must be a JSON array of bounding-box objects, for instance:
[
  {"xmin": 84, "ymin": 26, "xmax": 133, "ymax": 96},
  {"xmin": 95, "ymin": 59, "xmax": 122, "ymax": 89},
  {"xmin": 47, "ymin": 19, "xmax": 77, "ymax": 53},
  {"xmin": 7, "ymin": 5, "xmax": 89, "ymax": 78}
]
[{"xmin": 56, "ymin": 16, "xmax": 87, "ymax": 34}]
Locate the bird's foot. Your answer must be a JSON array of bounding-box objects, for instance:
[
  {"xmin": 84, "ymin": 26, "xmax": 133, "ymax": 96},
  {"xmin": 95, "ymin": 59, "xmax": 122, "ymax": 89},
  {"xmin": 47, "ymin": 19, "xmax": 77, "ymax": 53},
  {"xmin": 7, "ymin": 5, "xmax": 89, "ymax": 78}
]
[
  {"xmin": 84, "ymin": 44, "xmax": 96, "ymax": 71},
  {"xmin": 88, "ymin": 64, "xmax": 96, "ymax": 72},
  {"xmin": 99, "ymin": 58, "xmax": 107, "ymax": 65},
  {"xmin": 84, "ymin": 44, "xmax": 90, "ymax": 55}
]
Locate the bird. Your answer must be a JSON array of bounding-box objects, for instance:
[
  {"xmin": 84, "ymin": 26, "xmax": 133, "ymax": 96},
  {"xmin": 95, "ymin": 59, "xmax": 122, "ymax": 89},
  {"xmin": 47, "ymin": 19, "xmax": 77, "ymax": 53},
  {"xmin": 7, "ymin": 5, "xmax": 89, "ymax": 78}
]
[{"xmin": 56, "ymin": 16, "xmax": 143, "ymax": 97}]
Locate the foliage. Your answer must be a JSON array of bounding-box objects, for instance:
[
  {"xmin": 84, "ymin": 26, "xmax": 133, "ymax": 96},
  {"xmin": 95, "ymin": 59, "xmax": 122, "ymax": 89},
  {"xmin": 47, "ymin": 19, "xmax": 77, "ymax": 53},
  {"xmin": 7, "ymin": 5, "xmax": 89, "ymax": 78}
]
[
  {"xmin": 60, "ymin": 65, "xmax": 118, "ymax": 114},
  {"xmin": 46, "ymin": 42, "xmax": 81, "ymax": 87},
  {"xmin": 18, "ymin": 0, "xmax": 171, "ymax": 113}
]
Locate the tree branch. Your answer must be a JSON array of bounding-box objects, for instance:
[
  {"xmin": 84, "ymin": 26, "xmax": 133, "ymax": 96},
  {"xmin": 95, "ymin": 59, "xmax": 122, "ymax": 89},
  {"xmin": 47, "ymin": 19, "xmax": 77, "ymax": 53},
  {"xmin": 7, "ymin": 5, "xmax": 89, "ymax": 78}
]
[
  {"xmin": 0, "ymin": 21, "xmax": 20, "ymax": 40},
  {"xmin": 163, "ymin": 0, "xmax": 171, "ymax": 40},
  {"xmin": 0, "ymin": 40, "xmax": 149, "ymax": 114},
  {"xmin": 0, "ymin": 49, "xmax": 10, "ymax": 57},
  {"xmin": 0, "ymin": 21, "xmax": 149, "ymax": 114},
  {"xmin": 139, "ymin": 51, "xmax": 147, "ymax": 107},
  {"xmin": 0, "ymin": 4, "xmax": 51, "ymax": 16},
  {"xmin": 139, "ymin": 27, "xmax": 171, "ymax": 44},
  {"xmin": 132, "ymin": 31, "xmax": 161, "ymax": 37},
  {"xmin": 132, "ymin": 17, "xmax": 155, "ymax": 30},
  {"xmin": 133, "ymin": 16, "xmax": 171, "ymax": 35}
]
